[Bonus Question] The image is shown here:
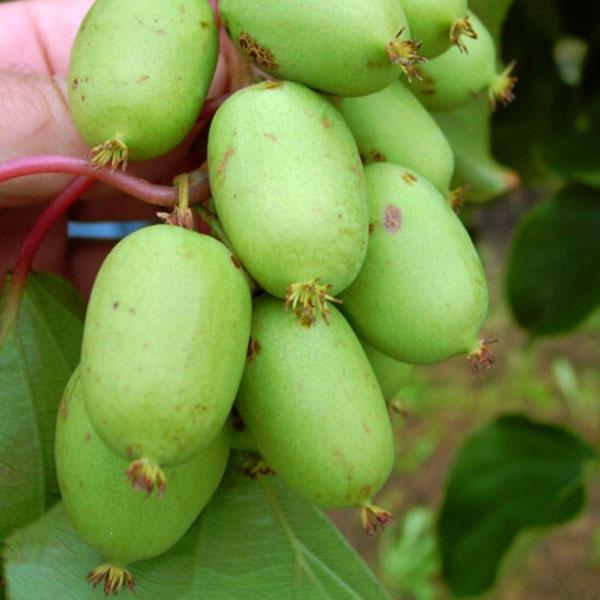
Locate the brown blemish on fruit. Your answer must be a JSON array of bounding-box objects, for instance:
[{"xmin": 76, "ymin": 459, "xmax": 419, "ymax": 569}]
[
  {"xmin": 200, "ymin": 20, "xmax": 209, "ymax": 29},
  {"xmin": 247, "ymin": 338, "xmax": 261, "ymax": 361},
  {"xmin": 59, "ymin": 401, "xmax": 69, "ymax": 420},
  {"xmin": 264, "ymin": 132, "xmax": 277, "ymax": 142},
  {"xmin": 362, "ymin": 422, "xmax": 371, "ymax": 434},
  {"xmin": 230, "ymin": 254, "xmax": 242, "ymax": 269},
  {"xmin": 369, "ymin": 150, "xmax": 386, "ymax": 162},
  {"xmin": 217, "ymin": 146, "xmax": 235, "ymax": 178},
  {"xmin": 80, "ymin": 95, "xmax": 85, "ymax": 101},
  {"xmin": 262, "ymin": 80, "xmax": 283, "ymax": 90},
  {"xmin": 112, "ymin": 301, "xmax": 120, "ymax": 310},
  {"xmin": 128, "ymin": 308, "xmax": 136, "ymax": 315},
  {"xmin": 368, "ymin": 222, "xmax": 375, "ymax": 234},
  {"xmin": 359, "ymin": 484, "xmax": 373, "ymax": 499},
  {"xmin": 71, "ymin": 78, "xmax": 78, "ymax": 90},
  {"xmin": 402, "ymin": 172, "xmax": 417, "ymax": 185},
  {"xmin": 238, "ymin": 32, "xmax": 278, "ymax": 69},
  {"xmin": 321, "ymin": 116, "xmax": 332, "ymax": 129},
  {"xmin": 137, "ymin": 75, "xmax": 150, "ymax": 83},
  {"xmin": 194, "ymin": 403, "xmax": 208, "ymax": 412},
  {"xmin": 84, "ymin": 432, "xmax": 92, "ymax": 442},
  {"xmin": 382, "ymin": 205, "xmax": 402, "ymax": 234}
]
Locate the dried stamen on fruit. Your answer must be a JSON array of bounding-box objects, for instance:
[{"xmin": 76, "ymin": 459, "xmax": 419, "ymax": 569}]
[
  {"xmin": 468, "ymin": 338, "xmax": 498, "ymax": 378},
  {"xmin": 284, "ymin": 278, "xmax": 342, "ymax": 327},
  {"xmin": 447, "ymin": 185, "xmax": 469, "ymax": 213},
  {"xmin": 450, "ymin": 15, "xmax": 478, "ymax": 53},
  {"xmin": 90, "ymin": 139, "xmax": 129, "ymax": 171},
  {"xmin": 386, "ymin": 28, "xmax": 427, "ymax": 82},
  {"xmin": 87, "ymin": 564, "xmax": 135, "ymax": 595},
  {"xmin": 125, "ymin": 458, "xmax": 166, "ymax": 498},
  {"xmin": 360, "ymin": 504, "xmax": 394, "ymax": 537},
  {"xmin": 489, "ymin": 61, "xmax": 518, "ymax": 109},
  {"xmin": 239, "ymin": 455, "xmax": 274, "ymax": 479}
]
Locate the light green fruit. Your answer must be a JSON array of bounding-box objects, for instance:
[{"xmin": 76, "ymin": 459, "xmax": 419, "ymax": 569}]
[
  {"xmin": 237, "ymin": 296, "xmax": 394, "ymax": 514},
  {"xmin": 80, "ymin": 225, "xmax": 250, "ymax": 491},
  {"xmin": 362, "ymin": 342, "xmax": 414, "ymax": 401},
  {"xmin": 406, "ymin": 13, "xmax": 516, "ymax": 112},
  {"xmin": 340, "ymin": 163, "xmax": 489, "ymax": 365},
  {"xmin": 55, "ymin": 370, "xmax": 230, "ymax": 593},
  {"xmin": 399, "ymin": 0, "xmax": 473, "ymax": 58},
  {"xmin": 433, "ymin": 96, "xmax": 520, "ymax": 202},
  {"xmin": 219, "ymin": 0, "xmax": 421, "ymax": 96},
  {"xmin": 68, "ymin": 0, "xmax": 218, "ymax": 166},
  {"xmin": 208, "ymin": 81, "xmax": 369, "ymax": 318},
  {"xmin": 334, "ymin": 81, "xmax": 454, "ymax": 193}
]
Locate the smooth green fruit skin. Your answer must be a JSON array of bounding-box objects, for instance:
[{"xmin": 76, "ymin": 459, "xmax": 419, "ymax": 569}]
[
  {"xmin": 80, "ymin": 225, "xmax": 251, "ymax": 467},
  {"xmin": 237, "ymin": 296, "xmax": 394, "ymax": 509},
  {"xmin": 334, "ymin": 81, "xmax": 455, "ymax": 193},
  {"xmin": 362, "ymin": 342, "xmax": 414, "ymax": 401},
  {"xmin": 407, "ymin": 13, "xmax": 496, "ymax": 112},
  {"xmin": 340, "ymin": 163, "xmax": 488, "ymax": 364},
  {"xmin": 55, "ymin": 370, "xmax": 230, "ymax": 566},
  {"xmin": 68, "ymin": 0, "xmax": 218, "ymax": 160},
  {"xmin": 400, "ymin": 0, "xmax": 468, "ymax": 58},
  {"xmin": 433, "ymin": 96, "xmax": 519, "ymax": 202},
  {"xmin": 208, "ymin": 81, "xmax": 368, "ymax": 298},
  {"xmin": 219, "ymin": 0, "xmax": 409, "ymax": 96}
]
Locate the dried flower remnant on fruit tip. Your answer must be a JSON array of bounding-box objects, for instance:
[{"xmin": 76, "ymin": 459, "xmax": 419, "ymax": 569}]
[
  {"xmin": 489, "ymin": 61, "xmax": 518, "ymax": 109},
  {"xmin": 90, "ymin": 138, "xmax": 129, "ymax": 171},
  {"xmin": 450, "ymin": 15, "xmax": 478, "ymax": 54},
  {"xmin": 87, "ymin": 564, "xmax": 135, "ymax": 595},
  {"xmin": 386, "ymin": 28, "xmax": 427, "ymax": 82},
  {"xmin": 284, "ymin": 279, "xmax": 342, "ymax": 327},
  {"xmin": 447, "ymin": 185, "xmax": 469, "ymax": 213},
  {"xmin": 361, "ymin": 504, "xmax": 394, "ymax": 537},
  {"xmin": 125, "ymin": 458, "xmax": 167, "ymax": 498},
  {"xmin": 239, "ymin": 455, "xmax": 274, "ymax": 479},
  {"xmin": 468, "ymin": 338, "xmax": 498, "ymax": 378}
]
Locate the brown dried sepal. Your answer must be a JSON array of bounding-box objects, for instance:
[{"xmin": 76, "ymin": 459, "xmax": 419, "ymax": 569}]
[
  {"xmin": 90, "ymin": 139, "xmax": 129, "ymax": 171},
  {"xmin": 239, "ymin": 455, "xmax": 274, "ymax": 479},
  {"xmin": 386, "ymin": 28, "xmax": 428, "ymax": 82},
  {"xmin": 450, "ymin": 15, "xmax": 478, "ymax": 53},
  {"xmin": 284, "ymin": 279, "xmax": 342, "ymax": 327},
  {"xmin": 156, "ymin": 206, "xmax": 195, "ymax": 230},
  {"xmin": 87, "ymin": 564, "xmax": 135, "ymax": 595},
  {"xmin": 468, "ymin": 338, "xmax": 498, "ymax": 378},
  {"xmin": 361, "ymin": 504, "xmax": 394, "ymax": 537},
  {"xmin": 447, "ymin": 185, "xmax": 469, "ymax": 213},
  {"xmin": 125, "ymin": 458, "xmax": 166, "ymax": 498},
  {"xmin": 238, "ymin": 32, "xmax": 278, "ymax": 70},
  {"xmin": 489, "ymin": 61, "xmax": 518, "ymax": 109}
]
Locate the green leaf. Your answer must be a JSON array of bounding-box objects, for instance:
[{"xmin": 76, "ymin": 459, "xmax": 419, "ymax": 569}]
[
  {"xmin": 3, "ymin": 464, "xmax": 388, "ymax": 599},
  {"xmin": 439, "ymin": 414, "xmax": 596, "ymax": 597},
  {"xmin": 433, "ymin": 97, "xmax": 519, "ymax": 203},
  {"xmin": 0, "ymin": 273, "xmax": 84, "ymax": 543},
  {"xmin": 507, "ymin": 186, "xmax": 600, "ymax": 335}
]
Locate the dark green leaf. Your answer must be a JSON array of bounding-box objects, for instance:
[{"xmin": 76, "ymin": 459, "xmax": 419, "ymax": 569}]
[
  {"xmin": 0, "ymin": 273, "xmax": 84, "ymax": 543},
  {"xmin": 439, "ymin": 414, "xmax": 596, "ymax": 597},
  {"xmin": 507, "ymin": 185, "xmax": 600, "ymax": 335},
  {"xmin": 4, "ymin": 464, "xmax": 388, "ymax": 599}
]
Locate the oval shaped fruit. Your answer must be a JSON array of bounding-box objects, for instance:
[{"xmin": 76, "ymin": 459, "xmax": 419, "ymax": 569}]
[
  {"xmin": 362, "ymin": 342, "xmax": 414, "ymax": 401},
  {"xmin": 80, "ymin": 225, "xmax": 250, "ymax": 491},
  {"xmin": 237, "ymin": 296, "xmax": 394, "ymax": 522},
  {"xmin": 340, "ymin": 163, "xmax": 489, "ymax": 365},
  {"xmin": 219, "ymin": 0, "xmax": 422, "ymax": 96},
  {"xmin": 208, "ymin": 80, "xmax": 369, "ymax": 318},
  {"xmin": 68, "ymin": 0, "xmax": 218, "ymax": 167},
  {"xmin": 333, "ymin": 81, "xmax": 455, "ymax": 193},
  {"xmin": 55, "ymin": 370, "xmax": 230, "ymax": 594},
  {"xmin": 406, "ymin": 13, "xmax": 516, "ymax": 112},
  {"xmin": 399, "ymin": 0, "xmax": 474, "ymax": 58}
]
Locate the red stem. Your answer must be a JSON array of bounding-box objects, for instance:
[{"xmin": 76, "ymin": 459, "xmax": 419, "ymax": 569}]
[
  {"xmin": 0, "ymin": 176, "xmax": 96, "ymax": 348},
  {"xmin": 0, "ymin": 155, "xmax": 210, "ymax": 207}
]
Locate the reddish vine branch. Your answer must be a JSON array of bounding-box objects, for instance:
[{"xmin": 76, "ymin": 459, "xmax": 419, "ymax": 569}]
[
  {"xmin": 0, "ymin": 155, "xmax": 210, "ymax": 207},
  {"xmin": 0, "ymin": 176, "xmax": 96, "ymax": 348}
]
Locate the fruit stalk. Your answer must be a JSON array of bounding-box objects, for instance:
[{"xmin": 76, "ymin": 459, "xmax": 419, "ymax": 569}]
[{"xmin": 0, "ymin": 176, "xmax": 96, "ymax": 349}]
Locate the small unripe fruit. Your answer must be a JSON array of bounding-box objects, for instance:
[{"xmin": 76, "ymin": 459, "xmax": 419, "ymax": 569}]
[
  {"xmin": 208, "ymin": 81, "xmax": 369, "ymax": 323},
  {"xmin": 334, "ymin": 81, "xmax": 455, "ymax": 193},
  {"xmin": 80, "ymin": 225, "xmax": 251, "ymax": 493},
  {"xmin": 68, "ymin": 0, "xmax": 218, "ymax": 168},
  {"xmin": 219, "ymin": 0, "xmax": 424, "ymax": 96},
  {"xmin": 399, "ymin": 0, "xmax": 475, "ymax": 58},
  {"xmin": 55, "ymin": 370, "xmax": 230, "ymax": 594},
  {"xmin": 406, "ymin": 13, "xmax": 516, "ymax": 112},
  {"xmin": 237, "ymin": 296, "xmax": 394, "ymax": 522},
  {"xmin": 340, "ymin": 163, "xmax": 489, "ymax": 366}
]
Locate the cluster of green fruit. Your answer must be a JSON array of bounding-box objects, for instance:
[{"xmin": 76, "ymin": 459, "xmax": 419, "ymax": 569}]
[{"xmin": 57, "ymin": 0, "xmax": 513, "ymax": 594}]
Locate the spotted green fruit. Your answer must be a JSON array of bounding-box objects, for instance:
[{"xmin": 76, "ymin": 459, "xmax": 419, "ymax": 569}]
[
  {"xmin": 334, "ymin": 81, "xmax": 454, "ymax": 193},
  {"xmin": 363, "ymin": 342, "xmax": 414, "ymax": 401},
  {"xmin": 406, "ymin": 13, "xmax": 516, "ymax": 112},
  {"xmin": 340, "ymin": 163, "xmax": 489, "ymax": 365},
  {"xmin": 219, "ymin": 0, "xmax": 422, "ymax": 96},
  {"xmin": 237, "ymin": 296, "xmax": 394, "ymax": 514},
  {"xmin": 55, "ymin": 370, "xmax": 230, "ymax": 594},
  {"xmin": 399, "ymin": 0, "xmax": 474, "ymax": 58},
  {"xmin": 80, "ymin": 225, "xmax": 250, "ymax": 493},
  {"xmin": 68, "ymin": 0, "xmax": 218, "ymax": 167},
  {"xmin": 208, "ymin": 81, "xmax": 369, "ymax": 319}
]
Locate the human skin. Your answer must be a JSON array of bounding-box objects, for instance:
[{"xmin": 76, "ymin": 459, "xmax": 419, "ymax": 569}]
[{"xmin": 0, "ymin": 0, "xmax": 229, "ymax": 296}]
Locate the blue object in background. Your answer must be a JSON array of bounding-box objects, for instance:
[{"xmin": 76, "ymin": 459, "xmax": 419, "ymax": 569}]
[{"xmin": 67, "ymin": 220, "xmax": 151, "ymax": 240}]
